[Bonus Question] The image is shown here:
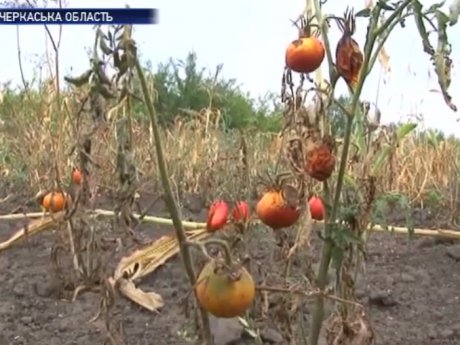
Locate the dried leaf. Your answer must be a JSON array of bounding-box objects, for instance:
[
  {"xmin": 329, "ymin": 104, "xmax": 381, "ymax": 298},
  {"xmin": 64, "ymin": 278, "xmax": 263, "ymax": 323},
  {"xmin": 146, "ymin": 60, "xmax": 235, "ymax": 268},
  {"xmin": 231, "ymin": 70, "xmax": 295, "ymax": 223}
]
[
  {"xmin": 378, "ymin": 45, "xmax": 391, "ymax": 74},
  {"xmin": 117, "ymin": 278, "xmax": 164, "ymax": 312},
  {"xmin": 0, "ymin": 212, "xmax": 65, "ymax": 252}
]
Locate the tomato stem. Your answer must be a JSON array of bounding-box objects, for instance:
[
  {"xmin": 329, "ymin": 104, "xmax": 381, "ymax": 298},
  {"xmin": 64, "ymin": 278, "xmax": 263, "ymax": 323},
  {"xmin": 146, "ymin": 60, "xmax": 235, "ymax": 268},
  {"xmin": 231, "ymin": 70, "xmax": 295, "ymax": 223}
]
[
  {"xmin": 307, "ymin": 1, "xmax": 383, "ymax": 344},
  {"xmin": 134, "ymin": 56, "xmax": 213, "ymax": 344},
  {"xmin": 193, "ymin": 238, "xmax": 234, "ymax": 266}
]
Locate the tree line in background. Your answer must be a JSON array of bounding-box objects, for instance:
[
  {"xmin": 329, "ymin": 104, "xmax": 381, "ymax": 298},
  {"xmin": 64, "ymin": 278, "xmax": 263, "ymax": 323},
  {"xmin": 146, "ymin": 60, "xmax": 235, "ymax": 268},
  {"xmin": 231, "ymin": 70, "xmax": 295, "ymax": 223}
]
[{"xmin": 0, "ymin": 51, "xmax": 448, "ymax": 141}]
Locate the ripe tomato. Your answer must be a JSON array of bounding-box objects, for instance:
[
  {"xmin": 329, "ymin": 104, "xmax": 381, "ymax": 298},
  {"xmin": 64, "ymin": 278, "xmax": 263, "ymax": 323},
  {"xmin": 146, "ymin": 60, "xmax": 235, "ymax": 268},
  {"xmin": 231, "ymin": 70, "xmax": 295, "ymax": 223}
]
[
  {"xmin": 206, "ymin": 200, "xmax": 229, "ymax": 232},
  {"xmin": 285, "ymin": 36, "xmax": 325, "ymax": 74},
  {"xmin": 308, "ymin": 195, "xmax": 325, "ymax": 221},
  {"xmin": 256, "ymin": 190, "xmax": 300, "ymax": 229},
  {"xmin": 72, "ymin": 167, "xmax": 82, "ymax": 185},
  {"xmin": 232, "ymin": 201, "xmax": 250, "ymax": 222},
  {"xmin": 41, "ymin": 191, "xmax": 70, "ymax": 212},
  {"xmin": 195, "ymin": 259, "xmax": 256, "ymax": 318}
]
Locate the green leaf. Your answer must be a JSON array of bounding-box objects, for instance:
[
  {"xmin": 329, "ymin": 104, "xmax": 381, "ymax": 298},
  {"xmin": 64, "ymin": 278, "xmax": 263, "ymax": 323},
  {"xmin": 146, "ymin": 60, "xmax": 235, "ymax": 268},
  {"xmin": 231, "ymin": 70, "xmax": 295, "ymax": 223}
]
[
  {"xmin": 332, "ymin": 226, "xmax": 363, "ymax": 245},
  {"xmin": 355, "ymin": 8, "xmax": 371, "ymax": 17},
  {"xmin": 396, "ymin": 122, "xmax": 417, "ymax": 141}
]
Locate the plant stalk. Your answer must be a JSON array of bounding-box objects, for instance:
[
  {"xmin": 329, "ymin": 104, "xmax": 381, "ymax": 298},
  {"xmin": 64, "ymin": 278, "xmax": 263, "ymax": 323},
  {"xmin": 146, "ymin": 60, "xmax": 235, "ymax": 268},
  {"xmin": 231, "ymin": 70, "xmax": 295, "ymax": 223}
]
[
  {"xmin": 308, "ymin": 2, "xmax": 385, "ymax": 344},
  {"xmin": 134, "ymin": 59, "xmax": 213, "ymax": 345}
]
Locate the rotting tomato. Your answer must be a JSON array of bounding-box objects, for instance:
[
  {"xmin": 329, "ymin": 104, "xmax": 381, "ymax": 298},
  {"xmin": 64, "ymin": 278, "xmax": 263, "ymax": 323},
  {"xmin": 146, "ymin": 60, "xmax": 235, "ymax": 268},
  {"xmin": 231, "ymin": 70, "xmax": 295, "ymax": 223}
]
[
  {"xmin": 41, "ymin": 191, "xmax": 70, "ymax": 212},
  {"xmin": 305, "ymin": 140, "xmax": 336, "ymax": 182},
  {"xmin": 285, "ymin": 36, "xmax": 325, "ymax": 74},
  {"xmin": 256, "ymin": 186, "xmax": 300, "ymax": 229},
  {"xmin": 206, "ymin": 200, "xmax": 229, "ymax": 232},
  {"xmin": 195, "ymin": 259, "xmax": 256, "ymax": 318},
  {"xmin": 232, "ymin": 201, "xmax": 250, "ymax": 222},
  {"xmin": 308, "ymin": 195, "xmax": 325, "ymax": 221},
  {"xmin": 335, "ymin": 9, "xmax": 363, "ymax": 90}
]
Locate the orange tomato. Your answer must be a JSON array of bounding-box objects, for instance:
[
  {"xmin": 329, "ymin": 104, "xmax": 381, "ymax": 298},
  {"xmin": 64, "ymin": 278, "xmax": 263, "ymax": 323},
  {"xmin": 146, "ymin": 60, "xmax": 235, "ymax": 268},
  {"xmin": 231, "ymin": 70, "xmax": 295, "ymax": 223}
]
[
  {"xmin": 72, "ymin": 167, "xmax": 82, "ymax": 185},
  {"xmin": 256, "ymin": 190, "xmax": 300, "ymax": 229},
  {"xmin": 232, "ymin": 201, "xmax": 250, "ymax": 222},
  {"xmin": 206, "ymin": 200, "xmax": 229, "ymax": 232},
  {"xmin": 195, "ymin": 259, "xmax": 256, "ymax": 318},
  {"xmin": 41, "ymin": 191, "xmax": 70, "ymax": 212},
  {"xmin": 308, "ymin": 195, "xmax": 325, "ymax": 221},
  {"xmin": 285, "ymin": 37, "xmax": 325, "ymax": 74}
]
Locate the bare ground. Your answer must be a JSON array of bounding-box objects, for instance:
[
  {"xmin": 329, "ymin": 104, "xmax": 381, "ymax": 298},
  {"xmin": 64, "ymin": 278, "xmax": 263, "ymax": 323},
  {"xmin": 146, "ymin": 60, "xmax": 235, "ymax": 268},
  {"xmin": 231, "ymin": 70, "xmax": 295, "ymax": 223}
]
[{"xmin": 0, "ymin": 185, "xmax": 459, "ymax": 345}]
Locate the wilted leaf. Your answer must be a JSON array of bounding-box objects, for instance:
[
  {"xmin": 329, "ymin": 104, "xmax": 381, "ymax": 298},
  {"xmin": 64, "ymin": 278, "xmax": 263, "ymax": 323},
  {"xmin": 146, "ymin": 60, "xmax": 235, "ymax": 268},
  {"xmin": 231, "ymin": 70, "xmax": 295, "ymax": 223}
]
[
  {"xmin": 64, "ymin": 69, "xmax": 92, "ymax": 87},
  {"xmin": 413, "ymin": 1, "xmax": 457, "ymax": 111},
  {"xmin": 412, "ymin": 0, "xmax": 435, "ymax": 54},
  {"xmin": 99, "ymin": 36, "xmax": 113, "ymax": 55},
  {"xmin": 117, "ymin": 278, "xmax": 164, "ymax": 312},
  {"xmin": 433, "ymin": 10, "xmax": 457, "ymax": 111},
  {"xmin": 396, "ymin": 122, "xmax": 417, "ymax": 141}
]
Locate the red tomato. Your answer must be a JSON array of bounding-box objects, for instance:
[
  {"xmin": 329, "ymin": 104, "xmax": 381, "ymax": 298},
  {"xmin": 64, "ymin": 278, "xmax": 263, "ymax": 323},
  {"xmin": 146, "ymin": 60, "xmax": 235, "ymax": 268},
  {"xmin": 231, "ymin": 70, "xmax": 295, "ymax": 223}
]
[
  {"xmin": 232, "ymin": 201, "xmax": 250, "ymax": 222},
  {"xmin": 206, "ymin": 200, "xmax": 229, "ymax": 232},
  {"xmin": 308, "ymin": 195, "xmax": 325, "ymax": 221}
]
